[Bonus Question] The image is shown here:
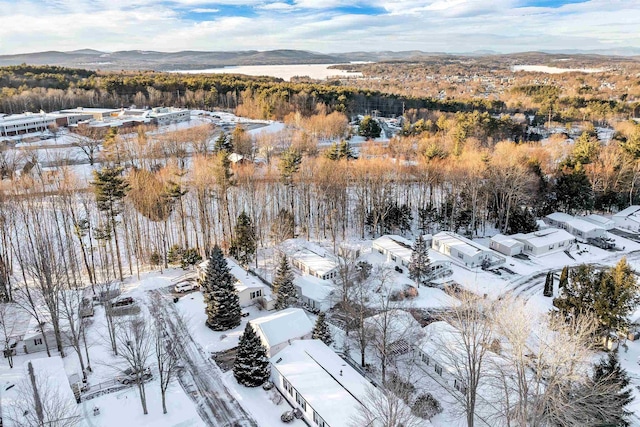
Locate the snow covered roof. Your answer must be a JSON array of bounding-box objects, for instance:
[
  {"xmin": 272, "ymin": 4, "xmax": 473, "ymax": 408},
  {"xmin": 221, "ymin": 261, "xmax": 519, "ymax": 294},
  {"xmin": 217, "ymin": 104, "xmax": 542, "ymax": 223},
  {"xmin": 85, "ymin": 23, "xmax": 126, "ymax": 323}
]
[
  {"xmin": 199, "ymin": 258, "xmax": 266, "ymax": 293},
  {"xmin": 433, "ymin": 231, "xmax": 491, "ymax": 257},
  {"xmin": 417, "ymin": 321, "xmax": 464, "ymax": 375},
  {"xmin": 614, "ymin": 205, "xmax": 640, "ymax": 218},
  {"xmin": 250, "ymin": 308, "xmax": 313, "ymax": 348},
  {"xmin": 278, "ymin": 239, "xmax": 338, "ymax": 276},
  {"xmin": 583, "ymin": 214, "xmax": 615, "ymax": 228},
  {"xmin": 512, "ymin": 228, "xmax": 575, "ymax": 248},
  {"xmin": 373, "ymin": 235, "xmax": 452, "ymax": 265},
  {"xmin": 293, "ymin": 275, "xmax": 334, "ymax": 302},
  {"xmin": 490, "ymin": 234, "xmax": 525, "ymax": 248},
  {"xmin": 546, "ymin": 212, "xmax": 574, "ymax": 223},
  {"xmin": 0, "ymin": 112, "xmax": 55, "ymax": 125},
  {"xmin": 271, "ymin": 340, "xmax": 371, "ymax": 427}
]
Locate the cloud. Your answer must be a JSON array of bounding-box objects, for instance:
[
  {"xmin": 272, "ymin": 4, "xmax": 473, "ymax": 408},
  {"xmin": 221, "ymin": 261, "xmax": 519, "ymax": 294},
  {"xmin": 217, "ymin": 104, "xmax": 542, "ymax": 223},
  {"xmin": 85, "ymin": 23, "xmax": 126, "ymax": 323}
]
[{"xmin": 0, "ymin": 0, "xmax": 638, "ymax": 54}]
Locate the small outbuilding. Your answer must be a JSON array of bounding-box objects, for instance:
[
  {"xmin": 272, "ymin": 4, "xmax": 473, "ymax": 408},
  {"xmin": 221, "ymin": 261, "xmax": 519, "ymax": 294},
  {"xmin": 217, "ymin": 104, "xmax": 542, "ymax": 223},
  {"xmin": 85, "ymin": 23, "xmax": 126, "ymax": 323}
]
[{"xmin": 489, "ymin": 234, "xmax": 525, "ymax": 256}]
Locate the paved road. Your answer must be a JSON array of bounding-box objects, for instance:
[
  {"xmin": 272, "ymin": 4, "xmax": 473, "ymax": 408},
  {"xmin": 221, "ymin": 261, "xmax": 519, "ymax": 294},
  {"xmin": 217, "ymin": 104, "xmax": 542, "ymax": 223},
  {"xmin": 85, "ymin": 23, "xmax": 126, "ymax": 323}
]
[{"xmin": 148, "ymin": 289, "xmax": 257, "ymax": 427}]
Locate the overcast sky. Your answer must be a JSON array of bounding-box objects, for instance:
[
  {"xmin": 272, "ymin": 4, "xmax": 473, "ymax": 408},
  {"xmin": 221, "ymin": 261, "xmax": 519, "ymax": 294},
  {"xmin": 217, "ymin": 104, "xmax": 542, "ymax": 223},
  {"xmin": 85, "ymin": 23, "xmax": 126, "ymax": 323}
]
[{"xmin": 1, "ymin": 0, "xmax": 639, "ymax": 54}]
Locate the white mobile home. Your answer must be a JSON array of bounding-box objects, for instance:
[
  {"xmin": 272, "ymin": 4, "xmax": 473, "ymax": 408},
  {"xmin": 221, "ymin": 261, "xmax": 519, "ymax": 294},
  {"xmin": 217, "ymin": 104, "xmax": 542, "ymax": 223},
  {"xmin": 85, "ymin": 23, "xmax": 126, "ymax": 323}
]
[
  {"xmin": 278, "ymin": 239, "xmax": 339, "ymax": 281},
  {"xmin": 512, "ymin": 228, "xmax": 576, "ymax": 257},
  {"xmin": 545, "ymin": 212, "xmax": 606, "ymax": 241},
  {"xmin": 489, "ymin": 234, "xmax": 525, "ymax": 256},
  {"xmin": 432, "ymin": 231, "xmax": 503, "ymax": 268},
  {"xmin": 583, "ymin": 214, "xmax": 615, "ymax": 231},
  {"xmin": 250, "ymin": 308, "xmax": 313, "ymax": 357},
  {"xmin": 270, "ymin": 340, "xmax": 371, "ymax": 427},
  {"xmin": 372, "ymin": 235, "xmax": 452, "ymax": 279},
  {"xmin": 613, "ymin": 206, "xmax": 640, "ymax": 232},
  {"xmin": 198, "ymin": 258, "xmax": 274, "ymax": 310},
  {"xmin": 294, "ymin": 275, "xmax": 336, "ymax": 312}
]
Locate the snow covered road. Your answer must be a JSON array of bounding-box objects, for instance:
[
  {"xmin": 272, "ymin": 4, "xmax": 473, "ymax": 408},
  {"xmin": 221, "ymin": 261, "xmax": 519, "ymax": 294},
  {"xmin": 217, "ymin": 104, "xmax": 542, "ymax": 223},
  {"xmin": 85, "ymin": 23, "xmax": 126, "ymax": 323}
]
[{"xmin": 148, "ymin": 289, "xmax": 257, "ymax": 427}]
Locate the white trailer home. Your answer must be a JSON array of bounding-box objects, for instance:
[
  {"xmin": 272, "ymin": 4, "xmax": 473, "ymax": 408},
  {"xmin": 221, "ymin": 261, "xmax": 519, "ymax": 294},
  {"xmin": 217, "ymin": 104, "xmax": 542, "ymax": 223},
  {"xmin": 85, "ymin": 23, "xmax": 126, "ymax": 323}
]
[
  {"xmin": 432, "ymin": 231, "xmax": 503, "ymax": 268},
  {"xmin": 270, "ymin": 340, "xmax": 372, "ymax": 427},
  {"xmin": 372, "ymin": 235, "xmax": 452, "ymax": 278},
  {"xmin": 278, "ymin": 239, "xmax": 339, "ymax": 281},
  {"xmin": 512, "ymin": 228, "xmax": 576, "ymax": 257},
  {"xmin": 489, "ymin": 234, "xmax": 525, "ymax": 256},
  {"xmin": 250, "ymin": 308, "xmax": 313, "ymax": 357},
  {"xmin": 583, "ymin": 214, "xmax": 615, "ymax": 231},
  {"xmin": 294, "ymin": 275, "xmax": 336, "ymax": 312},
  {"xmin": 613, "ymin": 206, "xmax": 640, "ymax": 232},
  {"xmin": 545, "ymin": 212, "xmax": 606, "ymax": 241}
]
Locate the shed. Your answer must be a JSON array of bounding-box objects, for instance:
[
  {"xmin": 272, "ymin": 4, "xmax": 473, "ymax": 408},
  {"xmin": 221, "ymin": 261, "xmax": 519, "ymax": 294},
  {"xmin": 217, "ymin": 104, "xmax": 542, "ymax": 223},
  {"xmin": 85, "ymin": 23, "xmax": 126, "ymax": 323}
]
[{"xmin": 489, "ymin": 234, "xmax": 525, "ymax": 256}]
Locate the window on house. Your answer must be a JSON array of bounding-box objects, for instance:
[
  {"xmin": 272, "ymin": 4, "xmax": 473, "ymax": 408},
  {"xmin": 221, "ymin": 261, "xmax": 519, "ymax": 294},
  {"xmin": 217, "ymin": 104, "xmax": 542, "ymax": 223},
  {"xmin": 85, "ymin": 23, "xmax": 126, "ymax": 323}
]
[
  {"xmin": 283, "ymin": 378, "xmax": 293, "ymax": 395},
  {"xmin": 313, "ymin": 411, "xmax": 327, "ymax": 426},
  {"xmin": 34, "ymin": 338, "xmax": 42, "ymax": 346},
  {"xmin": 457, "ymin": 252, "xmax": 464, "ymax": 259},
  {"xmin": 391, "ymin": 255, "xmax": 396, "ymax": 261},
  {"xmin": 434, "ymin": 364, "xmax": 443, "ymax": 376},
  {"xmin": 454, "ymin": 379, "xmax": 468, "ymax": 395},
  {"xmin": 421, "ymin": 353, "xmax": 430, "ymax": 365},
  {"xmin": 296, "ymin": 392, "xmax": 307, "ymax": 411}
]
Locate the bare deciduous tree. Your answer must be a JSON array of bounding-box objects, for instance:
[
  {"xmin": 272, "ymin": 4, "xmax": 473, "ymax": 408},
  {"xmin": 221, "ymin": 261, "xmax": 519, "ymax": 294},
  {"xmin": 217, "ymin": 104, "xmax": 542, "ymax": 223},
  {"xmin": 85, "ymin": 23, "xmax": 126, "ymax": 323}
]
[
  {"xmin": 0, "ymin": 303, "xmax": 18, "ymax": 368},
  {"xmin": 350, "ymin": 384, "xmax": 423, "ymax": 427}
]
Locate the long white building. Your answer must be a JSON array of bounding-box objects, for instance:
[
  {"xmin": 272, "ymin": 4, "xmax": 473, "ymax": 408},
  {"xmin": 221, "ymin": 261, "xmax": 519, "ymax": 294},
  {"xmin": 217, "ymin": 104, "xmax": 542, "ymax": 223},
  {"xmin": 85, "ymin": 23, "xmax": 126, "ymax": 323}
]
[
  {"xmin": 372, "ymin": 234, "xmax": 452, "ymax": 279},
  {"xmin": 0, "ymin": 112, "xmax": 56, "ymax": 137}
]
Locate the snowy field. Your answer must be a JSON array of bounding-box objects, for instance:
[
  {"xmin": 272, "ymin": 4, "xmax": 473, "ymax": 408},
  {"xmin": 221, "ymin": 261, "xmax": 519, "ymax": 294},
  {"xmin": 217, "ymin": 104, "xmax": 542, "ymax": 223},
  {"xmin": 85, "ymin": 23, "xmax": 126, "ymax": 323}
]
[{"xmin": 172, "ymin": 64, "xmax": 363, "ymax": 81}]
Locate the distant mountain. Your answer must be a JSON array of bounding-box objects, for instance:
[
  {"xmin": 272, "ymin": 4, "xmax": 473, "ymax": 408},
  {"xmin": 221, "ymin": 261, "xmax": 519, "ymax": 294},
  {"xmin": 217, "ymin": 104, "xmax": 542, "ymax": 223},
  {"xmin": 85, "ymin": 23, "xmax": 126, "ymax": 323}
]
[
  {"xmin": 0, "ymin": 48, "xmax": 637, "ymax": 71},
  {"xmin": 0, "ymin": 49, "xmax": 346, "ymax": 70}
]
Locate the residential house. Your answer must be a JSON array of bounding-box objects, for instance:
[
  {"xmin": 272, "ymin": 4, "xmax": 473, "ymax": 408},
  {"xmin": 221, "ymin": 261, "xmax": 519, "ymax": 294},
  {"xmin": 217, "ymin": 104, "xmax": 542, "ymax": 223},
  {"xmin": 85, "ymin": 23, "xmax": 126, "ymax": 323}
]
[
  {"xmin": 365, "ymin": 309, "xmax": 424, "ymax": 356},
  {"xmin": 613, "ymin": 206, "xmax": 640, "ymax": 232},
  {"xmin": 197, "ymin": 258, "xmax": 274, "ymax": 310},
  {"xmin": 512, "ymin": 228, "xmax": 576, "ymax": 257},
  {"xmin": 278, "ymin": 239, "xmax": 339, "ymax": 281},
  {"xmin": 270, "ymin": 340, "xmax": 371, "ymax": 427},
  {"xmin": 545, "ymin": 212, "xmax": 606, "ymax": 241},
  {"xmin": 489, "ymin": 234, "xmax": 525, "ymax": 256},
  {"xmin": 432, "ymin": 231, "xmax": 504, "ymax": 268},
  {"xmin": 250, "ymin": 308, "xmax": 313, "ymax": 357},
  {"xmin": 583, "ymin": 214, "xmax": 615, "ymax": 231},
  {"xmin": 372, "ymin": 235, "xmax": 452, "ymax": 279},
  {"xmin": 293, "ymin": 275, "xmax": 336, "ymax": 312}
]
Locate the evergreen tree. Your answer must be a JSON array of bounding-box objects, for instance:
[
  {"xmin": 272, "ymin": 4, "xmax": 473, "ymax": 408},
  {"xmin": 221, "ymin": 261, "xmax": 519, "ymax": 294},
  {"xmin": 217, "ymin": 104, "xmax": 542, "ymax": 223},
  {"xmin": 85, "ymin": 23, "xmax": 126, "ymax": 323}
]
[
  {"xmin": 229, "ymin": 211, "xmax": 257, "ymax": 268},
  {"xmin": 543, "ymin": 271, "xmax": 554, "ymax": 297},
  {"xmin": 273, "ymin": 255, "xmax": 296, "ymax": 310},
  {"xmin": 559, "ymin": 266, "xmax": 569, "ymax": 289},
  {"xmin": 213, "ymin": 132, "xmax": 232, "ymax": 153},
  {"xmin": 233, "ymin": 323, "xmax": 270, "ymax": 387},
  {"xmin": 506, "ymin": 207, "xmax": 538, "ymax": 234},
  {"xmin": 312, "ymin": 312, "xmax": 333, "ymax": 346},
  {"xmin": 358, "ymin": 116, "xmax": 382, "ymax": 139},
  {"xmin": 591, "ymin": 352, "xmax": 633, "ymax": 427},
  {"xmin": 409, "ymin": 235, "xmax": 431, "ymax": 287},
  {"xmin": 203, "ymin": 246, "xmax": 241, "ymax": 331},
  {"xmin": 91, "ymin": 165, "xmax": 129, "ymax": 281}
]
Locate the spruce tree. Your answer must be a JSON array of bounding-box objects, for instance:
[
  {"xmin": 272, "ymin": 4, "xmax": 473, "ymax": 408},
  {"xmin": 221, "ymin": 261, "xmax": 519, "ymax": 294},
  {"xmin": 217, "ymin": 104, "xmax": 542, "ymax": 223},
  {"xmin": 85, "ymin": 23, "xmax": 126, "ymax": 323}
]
[
  {"xmin": 312, "ymin": 312, "xmax": 333, "ymax": 346},
  {"xmin": 273, "ymin": 255, "xmax": 296, "ymax": 310},
  {"xmin": 409, "ymin": 235, "xmax": 431, "ymax": 287},
  {"xmin": 229, "ymin": 211, "xmax": 257, "ymax": 268},
  {"xmin": 213, "ymin": 132, "xmax": 232, "ymax": 153},
  {"xmin": 233, "ymin": 323, "xmax": 270, "ymax": 387},
  {"xmin": 591, "ymin": 352, "xmax": 633, "ymax": 427},
  {"xmin": 203, "ymin": 246, "xmax": 241, "ymax": 331}
]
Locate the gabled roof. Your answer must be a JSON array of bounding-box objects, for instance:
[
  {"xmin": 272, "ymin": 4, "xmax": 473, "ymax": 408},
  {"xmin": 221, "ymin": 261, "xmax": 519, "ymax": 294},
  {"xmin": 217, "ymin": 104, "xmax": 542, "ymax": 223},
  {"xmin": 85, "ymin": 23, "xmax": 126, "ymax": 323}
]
[
  {"xmin": 279, "ymin": 239, "xmax": 338, "ymax": 276},
  {"xmin": 433, "ymin": 231, "xmax": 491, "ymax": 257},
  {"xmin": 614, "ymin": 205, "xmax": 640, "ymax": 218},
  {"xmin": 512, "ymin": 228, "xmax": 575, "ymax": 247},
  {"xmin": 271, "ymin": 340, "xmax": 370, "ymax": 427},
  {"xmin": 250, "ymin": 308, "xmax": 313, "ymax": 348},
  {"xmin": 584, "ymin": 214, "xmax": 615, "ymax": 227},
  {"xmin": 293, "ymin": 275, "xmax": 334, "ymax": 303},
  {"xmin": 491, "ymin": 234, "xmax": 525, "ymax": 248}
]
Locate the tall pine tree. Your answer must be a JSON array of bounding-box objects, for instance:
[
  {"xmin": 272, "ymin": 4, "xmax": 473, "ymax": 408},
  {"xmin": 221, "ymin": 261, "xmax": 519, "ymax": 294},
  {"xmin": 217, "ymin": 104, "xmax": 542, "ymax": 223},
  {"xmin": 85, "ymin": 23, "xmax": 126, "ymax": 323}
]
[
  {"xmin": 312, "ymin": 312, "xmax": 333, "ymax": 346},
  {"xmin": 409, "ymin": 235, "xmax": 431, "ymax": 287},
  {"xmin": 591, "ymin": 352, "xmax": 633, "ymax": 427},
  {"xmin": 543, "ymin": 271, "xmax": 554, "ymax": 297},
  {"xmin": 229, "ymin": 211, "xmax": 257, "ymax": 268},
  {"xmin": 233, "ymin": 323, "xmax": 270, "ymax": 387},
  {"xmin": 273, "ymin": 255, "xmax": 296, "ymax": 310},
  {"xmin": 213, "ymin": 132, "xmax": 233, "ymax": 153},
  {"xmin": 203, "ymin": 246, "xmax": 241, "ymax": 331}
]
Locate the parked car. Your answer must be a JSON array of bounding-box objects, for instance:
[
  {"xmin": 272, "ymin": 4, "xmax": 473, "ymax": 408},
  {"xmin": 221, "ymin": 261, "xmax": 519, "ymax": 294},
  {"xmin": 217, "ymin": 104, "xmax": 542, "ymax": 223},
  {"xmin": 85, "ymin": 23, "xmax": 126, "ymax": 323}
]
[
  {"xmin": 116, "ymin": 367, "xmax": 152, "ymax": 385},
  {"xmin": 110, "ymin": 296, "xmax": 135, "ymax": 308},
  {"xmin": 174, "ymin": 281, "xmax": 198, "ymax": 293}
]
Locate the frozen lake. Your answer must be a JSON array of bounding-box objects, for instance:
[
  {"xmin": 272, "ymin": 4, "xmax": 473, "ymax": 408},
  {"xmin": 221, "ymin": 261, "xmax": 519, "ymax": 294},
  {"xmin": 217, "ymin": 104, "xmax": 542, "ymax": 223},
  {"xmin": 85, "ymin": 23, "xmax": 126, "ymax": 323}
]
[
  {"xmin": 172, "ymin": 63, "xmax": 362, "ymax": 81},
  {"xmin": 512, "ymin": 65, "xmax": 606, "ymax": 74}
]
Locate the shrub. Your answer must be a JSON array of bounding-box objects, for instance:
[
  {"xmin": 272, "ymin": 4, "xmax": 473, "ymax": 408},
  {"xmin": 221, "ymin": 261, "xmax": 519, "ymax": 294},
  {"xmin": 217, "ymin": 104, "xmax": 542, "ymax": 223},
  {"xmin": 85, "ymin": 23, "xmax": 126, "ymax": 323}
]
[
  {"xmin": 404, "ymin": 285, "xmax": 419, "ymax": 299},
  {"xmin": 281, "ymin": 411, "xmax": 294, "ymax": 423},
  {"xmin": 412, "ymin": 393, "xmax": 443, "ymax": 420}
]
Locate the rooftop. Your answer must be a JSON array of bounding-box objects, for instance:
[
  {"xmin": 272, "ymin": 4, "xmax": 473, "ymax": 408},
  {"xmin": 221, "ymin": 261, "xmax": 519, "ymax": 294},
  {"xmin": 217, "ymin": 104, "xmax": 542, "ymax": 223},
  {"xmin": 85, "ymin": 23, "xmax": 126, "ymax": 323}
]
[
  {"xmin": 271, "ymin": 340, "xmax": 370, "ymax": 427},
  {"xmin": 373, "ymin": 235, "xmax": 452, "ymax": 265},
  {"xmin": 279, "ymin": 239, "xmax": 338, "ymax": 276},
  {"xmin": 513, "ymin": 227, "xmax": 575, "ymax": 247},
  {"xmin": 614, "ymin": 205, "xmax": 640, "ymax": 218},
  {"xmin": 433, "ymin": 231, "xmax": 491, "ymax": 257},
  {"xmin": 250, "ymin": 308, "xmax": 313, "ymax": 348},
  {"xmin": 293, "ymin": 275, "xmax": 334, "ymax": 303}
]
